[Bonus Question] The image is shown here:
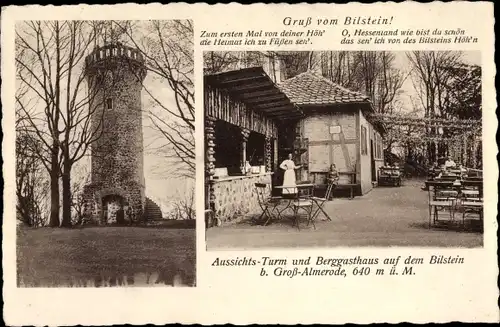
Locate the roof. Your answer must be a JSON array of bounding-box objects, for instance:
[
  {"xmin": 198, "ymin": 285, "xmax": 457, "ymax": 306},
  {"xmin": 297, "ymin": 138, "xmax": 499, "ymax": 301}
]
[
  {"xmin": 278, "ymin": 71, "xmax": 372, "ymax": 108},
  {"xmin": 204, "ymin": 67, "xmax": 304, "ymax": 120}
]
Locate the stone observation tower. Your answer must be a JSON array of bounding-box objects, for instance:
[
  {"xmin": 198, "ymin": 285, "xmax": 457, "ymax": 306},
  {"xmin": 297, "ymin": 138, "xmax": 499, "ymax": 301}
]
[{"xmin": 82, "ymin": 43, "xmax": 147, "ymax": 224}]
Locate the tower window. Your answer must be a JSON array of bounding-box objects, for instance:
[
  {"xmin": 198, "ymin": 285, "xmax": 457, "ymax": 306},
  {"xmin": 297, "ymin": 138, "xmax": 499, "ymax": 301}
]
[{"xmin": 106, "ymin": 98, "xmax": 113, "ymax": 110}]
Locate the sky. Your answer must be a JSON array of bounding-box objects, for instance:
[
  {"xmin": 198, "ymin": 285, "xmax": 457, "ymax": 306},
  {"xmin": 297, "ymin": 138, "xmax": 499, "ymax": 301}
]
[
  {"xmin": 141, "ymin": 84, "xmax": 194, "ymax": 212},
  {"xmin": 129, "ymin": 21, "xmax": 195, "ymax": 211}
]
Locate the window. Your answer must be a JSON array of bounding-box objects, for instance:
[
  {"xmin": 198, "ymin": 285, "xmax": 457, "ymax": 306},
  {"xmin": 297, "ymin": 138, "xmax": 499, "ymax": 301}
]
[
  {"xmin": 106, "ymin": 98, "xmax": 113, "ymax": 110},
  {"xmin": 246, "ymin": 132, "xmax": 265, "ymax": 166},
  {"xmin": 361, "ymin": 126, "xmax": 367, "ymax": 155}
]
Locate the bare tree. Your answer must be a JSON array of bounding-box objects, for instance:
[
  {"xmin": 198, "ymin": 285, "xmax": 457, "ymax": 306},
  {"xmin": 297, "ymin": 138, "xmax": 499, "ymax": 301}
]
[
  {"xmin": 15, "ymin": 131, "xmax": 49, "ymax": 227},
  {"xmin": 70, "ymin": 163, "xmax": 91, "ymax": 225},
  {"xmin": 16, "ymin": 21, "xmax": 64, "ymax": 227},
  {"xmin": 321, "ymin": 51, "xmax": 406, "ymax": 115},
  {"xmin": 322, "ymin": 51, "xmax": 361, "ymax": 88},
  {"xmin": 355, "ymin": 52, "xmax": 379, "ymax": 102},
  {"xmin": 204, "ymin": 51, "xmax": 281, "ymax": 77},
  {"xmin": 203, "ymin": 51, "xmax": 242, "ymax": 74},
  {"xmin": 167, "ymin": 187, "xmax": 195, "ymax": 220},
  {"xmin": 442, "ymin": 63, "xmax": 481, "ymax": 119},
  {"xmin": 16, "ymin": 21, "xmax": 107, "ymax": 227},
  {"xmin": 406, "ymin": 51, "xmax": 463, "ymax": 161},
  {"xmin": 406, "ymin": 51, "xmax": 462, "ymax": 119},
  {"xmin": 376, "ymin": 52, "xmax": 407, "ymax": 115},
  {"xmin": 115, "ymin": 20, "xmax": 195, "ymax": 179},
  {"xmin": 275, "ymin": 51, "xmax": 320, "ymax": 78}
]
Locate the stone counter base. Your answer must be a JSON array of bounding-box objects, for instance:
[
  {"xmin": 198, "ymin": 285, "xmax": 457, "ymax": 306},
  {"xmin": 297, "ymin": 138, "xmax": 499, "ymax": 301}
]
[{"xmin": 213, "ymin": 174, "xmax": 272, "ymax": 224}]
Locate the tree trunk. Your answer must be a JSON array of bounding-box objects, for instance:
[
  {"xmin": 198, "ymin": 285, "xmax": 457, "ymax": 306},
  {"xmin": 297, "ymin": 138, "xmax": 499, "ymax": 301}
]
[
  {"xmin": 49, "ymin": 146, "xmax": 60, "ymax": 227},
  {"xmin": 61, "ymin": 155, "xmax": 72, "ymax": 228}
]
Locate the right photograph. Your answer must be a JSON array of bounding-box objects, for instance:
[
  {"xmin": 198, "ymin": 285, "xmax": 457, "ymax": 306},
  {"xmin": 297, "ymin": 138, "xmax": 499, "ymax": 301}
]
[{"xmin": 203, "ymin": 51, "xmax": 483, "ymax": 250}]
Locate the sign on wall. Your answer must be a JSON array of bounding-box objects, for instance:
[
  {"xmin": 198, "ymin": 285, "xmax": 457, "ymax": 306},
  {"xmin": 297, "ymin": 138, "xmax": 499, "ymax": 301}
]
[{"xmin": 329, "ymin": 125, "xmax": 341, "ymax": 134}]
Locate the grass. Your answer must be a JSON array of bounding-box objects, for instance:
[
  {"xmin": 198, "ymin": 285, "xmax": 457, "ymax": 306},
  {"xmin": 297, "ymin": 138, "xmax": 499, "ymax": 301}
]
[{"xmin": 17, "ymin": 225, "xmax": 196, "ymax": 287}]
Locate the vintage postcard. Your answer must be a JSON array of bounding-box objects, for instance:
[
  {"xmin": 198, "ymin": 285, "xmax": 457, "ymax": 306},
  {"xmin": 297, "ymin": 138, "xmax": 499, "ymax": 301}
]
[{"xmin": 2, "ymin": 2, "xmax": 498, "ymax": 325}]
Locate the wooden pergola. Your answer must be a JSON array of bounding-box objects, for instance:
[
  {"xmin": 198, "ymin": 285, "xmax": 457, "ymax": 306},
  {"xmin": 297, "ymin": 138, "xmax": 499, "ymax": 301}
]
[{"xmin": 368, "ymin": 113, "xmax": 482, "ymax": 168}]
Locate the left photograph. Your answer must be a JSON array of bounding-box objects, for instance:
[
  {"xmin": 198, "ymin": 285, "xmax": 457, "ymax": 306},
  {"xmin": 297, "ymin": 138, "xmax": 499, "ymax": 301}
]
[{"xmin": 15, "ymin": 20, "xmax": 195, "ymax": 287}]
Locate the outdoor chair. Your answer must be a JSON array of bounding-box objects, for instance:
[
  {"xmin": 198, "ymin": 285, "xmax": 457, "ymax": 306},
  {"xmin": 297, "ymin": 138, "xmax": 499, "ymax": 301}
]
[
  {"xmin": 205, "ymin": 208, "xmax": 215, "ymax": 229},
  {"xmin": 461, "ymin": 180, "xmax": 483, "ymax": 200},
  {"xmin": 427, "ymin": 183, "xmax": 458, "ymax": 228},
  {"xmin": 464, "ymin": 176, "xmax": 482, "ymax": 182},
  {"xmin": 439, "ymin": 175, "xmax": 458, "ymax": 181},
  {"xmin": 310, "ymin": 181, "xmax": 335, "ymax": 222},
  {"xmin": 460, "ymin": 180, "xmax": 483, "ymax": 228},
  {"xmin": 461, "ymin": 200, "xmax": 483, "ymax": 228},
  {"xmin": 254, "ymin": 183, "xmax": 281, "ymax": 225},
  {"xmin": 291, "ymin": 185, "xmax": 315, "ymax": 230}
]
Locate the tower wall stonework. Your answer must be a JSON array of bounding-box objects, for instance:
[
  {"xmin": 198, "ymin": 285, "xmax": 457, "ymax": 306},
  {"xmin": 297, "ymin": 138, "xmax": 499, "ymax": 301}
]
[{"xmin": 83, "ymin": 43, "xmax": 147, "ymax": 224}]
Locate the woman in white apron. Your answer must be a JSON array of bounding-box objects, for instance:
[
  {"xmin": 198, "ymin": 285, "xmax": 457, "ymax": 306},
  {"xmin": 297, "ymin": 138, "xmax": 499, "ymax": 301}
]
[{"xmin": 280, "ymin": 153, "xmax": 301, "ymax": 197}]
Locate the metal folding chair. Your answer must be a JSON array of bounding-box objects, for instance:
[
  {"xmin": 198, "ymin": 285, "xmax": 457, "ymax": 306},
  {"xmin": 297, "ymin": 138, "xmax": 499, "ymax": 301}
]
[
  {"xmin": 310, "ymin": 182, "xmax": 335, "ymax": 222},
  {"xmin": 254, "ymin": 183, "xmax": 280, "ymax": 225},
  {"xmin": 291, "ymin": 185, "xmax": 314, "ymax": 230}
]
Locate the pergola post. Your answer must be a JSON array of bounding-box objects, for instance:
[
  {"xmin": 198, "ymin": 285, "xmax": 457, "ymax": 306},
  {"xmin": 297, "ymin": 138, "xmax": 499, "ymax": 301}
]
[
  {"xmin": 434, "ymin": 140, "xmax": 438, "ymax": 163},
  {"xmin": 205, "ymin": 116, "xmax": 217, "ymax": 211},
  {"xmin": 273, "ymin": 138, "xmax": 279, "ymax": 171},
  {"xmin": 463, "ymin": 133, "xmax": 468, "ymax": 167},
  {"xmin": 471, "ymin": 133, "xmax": 478, "ymax": 168},
  {"xmin": 240, "ymin": 128, "xmax": 250, "ymax": 174},
  {"xmin": 264, "ymin": 135, "xmax": 272, "ymax": 172}
]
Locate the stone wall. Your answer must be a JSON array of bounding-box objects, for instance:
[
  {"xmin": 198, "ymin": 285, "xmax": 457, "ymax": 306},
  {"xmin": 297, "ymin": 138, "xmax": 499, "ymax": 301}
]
[{"xmin": 212, "ymin": 173, "xmax": 272, "ymax": 223}]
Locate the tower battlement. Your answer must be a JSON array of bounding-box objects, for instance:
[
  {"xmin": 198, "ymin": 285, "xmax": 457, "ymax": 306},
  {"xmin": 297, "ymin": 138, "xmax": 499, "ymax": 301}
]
[{"xmin": 85, "ymin": 43, "xmax": 146, "ymax": 80}]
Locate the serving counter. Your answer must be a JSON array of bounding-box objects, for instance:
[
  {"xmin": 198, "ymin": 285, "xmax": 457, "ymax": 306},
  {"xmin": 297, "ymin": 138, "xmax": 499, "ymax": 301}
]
[{"xmin": 212, "ymin": 172, "xmax": 273, "ymax": 223}]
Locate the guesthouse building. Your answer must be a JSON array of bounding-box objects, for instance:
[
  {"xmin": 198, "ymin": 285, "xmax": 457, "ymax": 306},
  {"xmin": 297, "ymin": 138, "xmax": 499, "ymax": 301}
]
[
  {"xmin": 277, "ymin": 71, "xmax": 385, "ymax": 195},
  {"xmin": 204, "ymin": 65, "xmax": 385, "ymax": 225}
]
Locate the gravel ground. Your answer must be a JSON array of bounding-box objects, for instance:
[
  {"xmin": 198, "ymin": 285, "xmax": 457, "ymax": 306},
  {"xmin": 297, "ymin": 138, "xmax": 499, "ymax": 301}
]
[{"xmin": 206, "ymin": 179, "xmax": 483, "ymax": 250}]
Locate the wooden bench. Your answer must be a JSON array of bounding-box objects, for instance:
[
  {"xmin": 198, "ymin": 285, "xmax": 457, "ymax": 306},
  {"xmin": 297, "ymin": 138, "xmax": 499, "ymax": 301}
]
[
  {"xmin": 336, "ymin": 172, "xmax": 359, "ymax": 199},
  {"xmin": 335, "ymin": 184, "xmax": 359, "ymax": 199},
  {"xmin": 311, "ymin": 171, "xmax": 360, "ymax": 199}
]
